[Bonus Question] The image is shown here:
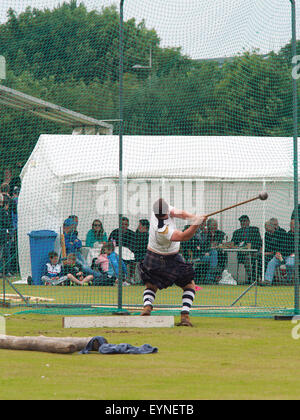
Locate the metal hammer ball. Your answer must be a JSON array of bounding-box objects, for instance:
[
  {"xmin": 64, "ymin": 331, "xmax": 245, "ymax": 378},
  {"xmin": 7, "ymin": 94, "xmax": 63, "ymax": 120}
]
[{"xmin": 259, "ymin": 191, "xmax": 268, "ymax": 201}]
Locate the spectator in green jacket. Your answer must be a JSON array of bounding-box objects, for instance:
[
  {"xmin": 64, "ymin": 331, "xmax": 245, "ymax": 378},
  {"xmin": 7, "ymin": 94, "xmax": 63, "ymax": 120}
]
[{"xmin": 85, "ymin": 219, "xmax": 108, "ymax": 248}]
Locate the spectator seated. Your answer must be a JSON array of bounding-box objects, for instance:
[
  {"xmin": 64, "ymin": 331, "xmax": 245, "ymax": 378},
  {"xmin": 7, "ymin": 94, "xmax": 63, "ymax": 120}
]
[
  {"xmin": 231, "ymin": 214, "xmax": 262, "ymax": 284},
  {"xmin": 41, "ymin": 251, "xmax": 69, "ymax": 286},
  {"xmin": 92, "ymin": 241, "xmax": 128, "ymax": 286}
]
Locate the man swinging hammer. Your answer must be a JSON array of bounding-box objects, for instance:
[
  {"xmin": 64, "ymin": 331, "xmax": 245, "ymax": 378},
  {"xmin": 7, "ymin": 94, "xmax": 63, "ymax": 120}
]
[{"xmin": 138, "ymin": 198, "xmax": 207, "ymax": 326}]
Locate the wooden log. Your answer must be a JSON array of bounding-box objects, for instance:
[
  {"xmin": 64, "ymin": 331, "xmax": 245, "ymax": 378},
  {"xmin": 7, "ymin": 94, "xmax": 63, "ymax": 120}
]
[
  {"xmin": 0, "ymin": 335, "xmax": 93, "ymax": 354},
  {"xmin": 0, "ymin": 294, "xmax": 55, "ymax": 303}
]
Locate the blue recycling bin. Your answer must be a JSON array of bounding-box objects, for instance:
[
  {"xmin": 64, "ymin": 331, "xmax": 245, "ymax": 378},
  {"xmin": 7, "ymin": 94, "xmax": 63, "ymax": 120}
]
[{"xmin": 28, "ymin": 230, "xmax": 58, "ymax": 285}]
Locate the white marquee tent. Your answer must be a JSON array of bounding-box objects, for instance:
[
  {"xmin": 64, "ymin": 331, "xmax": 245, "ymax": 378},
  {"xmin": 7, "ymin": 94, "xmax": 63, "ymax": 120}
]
[{"xmin": 18, "ymin": 135, "xmax": 296, "ymax": 281}]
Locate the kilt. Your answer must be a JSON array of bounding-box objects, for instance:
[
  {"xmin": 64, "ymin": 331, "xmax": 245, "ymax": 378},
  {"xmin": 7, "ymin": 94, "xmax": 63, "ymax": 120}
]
[{"xmin": 138, "ymin": 250, "xmax": 195, "ymax": 290}]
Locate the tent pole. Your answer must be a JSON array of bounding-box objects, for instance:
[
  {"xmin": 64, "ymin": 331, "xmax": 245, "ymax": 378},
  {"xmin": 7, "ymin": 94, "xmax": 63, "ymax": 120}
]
[
  {"xmin": 71, "ymin": 183, "xmax": 74, "ymax": 215},
  {"xmin": 261, "ymin": 179, "xmax": 266, "ymax": 285},
  {"xmin": 258, "ymin": 179, "xmax": 267, "ymax": 306},
  {"xmin": 220, "ymin": 182, "xmax": 224, "ymax": 232}
]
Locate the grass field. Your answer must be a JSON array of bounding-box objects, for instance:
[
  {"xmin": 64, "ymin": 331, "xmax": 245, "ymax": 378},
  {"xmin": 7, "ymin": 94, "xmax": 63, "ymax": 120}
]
[
  {"xmin": 0, "ymin": 279, "xmax": 295, "ymax": 313},
  {"xmin": 1, "ymin": 310, "xmax": 300, "ymax": 400},
  {"xmin": 0, "ymin": 278, "xmax": 299, "ymax": 400}
]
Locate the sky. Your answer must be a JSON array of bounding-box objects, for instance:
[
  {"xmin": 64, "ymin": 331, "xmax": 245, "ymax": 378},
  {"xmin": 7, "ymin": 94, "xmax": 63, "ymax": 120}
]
[{"xmin": 0, "ymin": 0, "xmax": 299, "ymax": 59}]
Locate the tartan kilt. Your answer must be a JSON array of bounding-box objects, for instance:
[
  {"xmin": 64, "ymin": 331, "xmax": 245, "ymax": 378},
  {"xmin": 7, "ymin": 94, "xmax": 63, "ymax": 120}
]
[{"xmin": 138, "ymin": 250, "xmax": 195, "ymax": 290}]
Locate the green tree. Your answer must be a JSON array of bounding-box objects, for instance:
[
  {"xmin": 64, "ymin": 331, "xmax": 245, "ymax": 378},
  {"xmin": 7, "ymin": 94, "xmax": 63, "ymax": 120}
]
[
  {"xmin": 0, "ymin": 0, "xmax": 297, "ymax": 177},
  {"xmin": 0, "ymin": 2, "xmax": 161, "ymax": 84},
  {"xmin": 210, "ymin": 52, "xmax": 293, "ymax": 136}
]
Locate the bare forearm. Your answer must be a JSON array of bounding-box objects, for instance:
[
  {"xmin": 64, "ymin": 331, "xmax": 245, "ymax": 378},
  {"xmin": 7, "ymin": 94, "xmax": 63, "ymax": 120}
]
[
  {"xmin": 181, "ymin": 224, "xmax": 200, "ymax": 241},
  {"xmin": 171, "ymin": 208, "xmax": 196, "ymax": 220},
  {"xmin": 171, "ymin": 215, "xmax": 207, "ymax": 242}
]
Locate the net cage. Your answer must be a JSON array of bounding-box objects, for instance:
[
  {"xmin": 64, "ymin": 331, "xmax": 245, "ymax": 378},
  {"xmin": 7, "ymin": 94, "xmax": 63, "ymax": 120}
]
[{"xmin": 0, "ymin": 0, "xmax": 299, "ymax": 318}]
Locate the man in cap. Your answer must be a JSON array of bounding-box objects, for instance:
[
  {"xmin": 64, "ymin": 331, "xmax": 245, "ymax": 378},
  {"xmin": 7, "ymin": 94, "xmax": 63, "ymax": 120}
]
[
  {"xmin": 231, "ymin": 215, "xmax": 262, "ymax": 284},
  {"xmin": 63, "ymin": 217, "xmax": 82, "ymax": 256},
  {"xmin": 138, "ymin": 198, "xmax": 207, "ymax": 326}
]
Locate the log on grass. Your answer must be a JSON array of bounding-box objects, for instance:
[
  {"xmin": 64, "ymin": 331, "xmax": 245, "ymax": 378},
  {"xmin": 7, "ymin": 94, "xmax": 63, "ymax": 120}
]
[
  {"xmin": 0, "ymin": 335, "xmax": 93, "ymax": 354},
  {"xmin": 0, "ymin": 294, "xmax": 55, "ymax": 303}
]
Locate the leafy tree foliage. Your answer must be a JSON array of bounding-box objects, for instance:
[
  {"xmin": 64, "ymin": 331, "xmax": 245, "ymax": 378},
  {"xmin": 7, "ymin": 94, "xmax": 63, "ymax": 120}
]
[{"xmin": 0, "ymin": 1, "xmax": 297, "ymax": 174}]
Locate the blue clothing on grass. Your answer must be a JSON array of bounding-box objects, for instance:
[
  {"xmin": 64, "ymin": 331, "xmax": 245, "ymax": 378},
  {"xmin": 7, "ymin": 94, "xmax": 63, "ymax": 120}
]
[
  {"xmin": 79, "ymin": 336, "xmax": 108, "ymax": 354},
  {"xmin": 79, "ymin": 336, "xmax": 158, "ymax": 355},
  {"xmin": 100, "ymin": 343, "xmax": 158, "ymax": 354}
]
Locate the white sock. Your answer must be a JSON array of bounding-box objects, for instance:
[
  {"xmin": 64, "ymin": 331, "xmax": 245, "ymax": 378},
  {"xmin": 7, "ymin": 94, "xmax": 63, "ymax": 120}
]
[
  {"xmin": 181, "ymin": 288, "xmax": 195, "ymax": 314},
  {"xmin": 143, "ymin": 289, "xmax": 156, "ymax": 307}
]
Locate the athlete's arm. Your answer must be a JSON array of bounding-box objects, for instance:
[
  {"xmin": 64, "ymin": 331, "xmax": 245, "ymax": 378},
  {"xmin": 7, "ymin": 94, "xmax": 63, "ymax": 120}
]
[
  {"xmin": 170, "ymin": 208, "xmax": 196, "ymax": 220},
  {"xmin": 171, "ymin": 215, "xmax": 207, "ymax": 242}
]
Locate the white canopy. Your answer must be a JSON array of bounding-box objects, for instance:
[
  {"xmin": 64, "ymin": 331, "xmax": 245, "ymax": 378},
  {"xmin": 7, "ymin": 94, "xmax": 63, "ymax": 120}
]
[
  {"xmin": 18, "ymin": 135, "xmax": 296, "ymax": 281},
  {"xmin": 21, "ymin": 134, "xmax": 294, "ymax": 182}
]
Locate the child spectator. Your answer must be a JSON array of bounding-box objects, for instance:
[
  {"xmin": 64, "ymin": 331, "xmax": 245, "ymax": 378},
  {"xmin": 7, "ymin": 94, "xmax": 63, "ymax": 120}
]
[
  {"xmin": 95, "ymin": 248, "xmax": 110, "ymax": 273},
  {"xmin": 94, "ymin": 242, "xmax": 129, "ymax": 285},
  {"xmin": 91, "ymin": 245, "xmax": 114, "ymax": 286},
  {"xmin": 62, "ymin": 253, "xmax": 94, "ymax": 286},
  {"xmin": 41, "ymin": 251, "xmax": 68, "ymax": 286}
]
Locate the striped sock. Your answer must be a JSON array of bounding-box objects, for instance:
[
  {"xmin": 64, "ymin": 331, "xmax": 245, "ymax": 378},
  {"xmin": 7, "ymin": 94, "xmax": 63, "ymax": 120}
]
[
  {"xmin": 143, "ymin": 289, "xmax": 156, "ymax": 308},
  {"xmin": 181, "ymin": 288, "xmax": 195, "ymax": 314}
]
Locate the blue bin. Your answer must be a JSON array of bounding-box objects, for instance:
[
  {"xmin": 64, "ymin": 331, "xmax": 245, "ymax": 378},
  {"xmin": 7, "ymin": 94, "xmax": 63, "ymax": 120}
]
[{"xmin": 28, "ymin": 230, "xmax": 58, "ymax": 285}]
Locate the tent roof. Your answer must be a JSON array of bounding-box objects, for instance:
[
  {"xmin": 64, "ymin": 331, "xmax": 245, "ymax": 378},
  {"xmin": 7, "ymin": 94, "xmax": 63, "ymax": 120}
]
[
  {"xmin": 21, "ymin": 135, "xmax": 294, "ymax": 183},
  {"xmin": 0, "ymin": 85, "xmax": 113, "ymax": 133}
]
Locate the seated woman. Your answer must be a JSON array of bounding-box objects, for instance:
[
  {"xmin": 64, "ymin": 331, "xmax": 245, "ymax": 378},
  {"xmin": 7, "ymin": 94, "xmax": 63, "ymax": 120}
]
[{"xmin": 86, "ymin": 219, "xmax": 108, "ymax": 248}]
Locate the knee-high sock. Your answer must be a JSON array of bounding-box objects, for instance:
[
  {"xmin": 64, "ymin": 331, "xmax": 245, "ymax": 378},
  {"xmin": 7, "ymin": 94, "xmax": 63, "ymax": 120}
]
[
  {"xmin": 143, "ymin": 289, "xmax": 156, "ymax": 307},
  {"xmin": 181, "ymin": 288, "xmax": 195, "ymax": 314}
]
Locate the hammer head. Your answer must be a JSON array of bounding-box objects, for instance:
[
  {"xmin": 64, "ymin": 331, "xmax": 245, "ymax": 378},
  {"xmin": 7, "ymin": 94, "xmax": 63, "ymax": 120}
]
[{"xmin": 259, "ymin": 191, "xmax": 268, "ymax": 201}]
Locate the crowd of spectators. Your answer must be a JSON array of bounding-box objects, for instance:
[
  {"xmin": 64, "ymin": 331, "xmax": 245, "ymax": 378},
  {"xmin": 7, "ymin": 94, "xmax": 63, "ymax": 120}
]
[
  {"xmin": 42, "ymin": 216, "xmax": 150, "ymax": 286},
  {"xmin": 39, "ymin": 207, "xmax": 300, "ymax": 287},
  {"xmin": 0, "ymin": 166, "xmax": 298, "ymax": 289},
  {"xmin": 181, "ymin": 213, "xmax": 300, "ymax": 286},
  {"xmin": 0, "ymin": 167, "xmax": 21, "ymax": 277}
]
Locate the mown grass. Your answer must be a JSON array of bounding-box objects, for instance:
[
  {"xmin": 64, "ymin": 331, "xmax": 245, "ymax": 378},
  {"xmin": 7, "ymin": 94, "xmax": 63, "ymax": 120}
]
[
  {"xmin": 0, "ymin": 313, "xmax": 300, "ymax": 400},
  {"xmin": 0, "ymin": 278, "xmax": 298, "ymax": 400},
  {"xmin": 0, "ymin": 279, "xmax": 295, "ymax": 310}
]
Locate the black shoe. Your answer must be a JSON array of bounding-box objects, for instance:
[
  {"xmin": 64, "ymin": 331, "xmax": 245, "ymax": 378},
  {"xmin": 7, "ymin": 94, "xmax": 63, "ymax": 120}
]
[{"xmin": 27, "ymin": 276, "xmax": 33, "ymax": 285}]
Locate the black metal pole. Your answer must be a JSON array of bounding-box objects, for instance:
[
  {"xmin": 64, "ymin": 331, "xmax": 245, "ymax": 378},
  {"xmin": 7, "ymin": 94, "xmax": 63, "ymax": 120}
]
[
  {"xmin": 2, "ymin": 255, "xmax": 5, "ymax": 306},
  {"xmin": 290, "ymin": 0, "xmax": 299, "ymax": 314},
  {"xmin": 0, "ymin": 59, "xmax": 5, "ymax": 307},
  {"xmin": 118, "ymin": 0, "xmax": 125, "ymax": 311}
]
